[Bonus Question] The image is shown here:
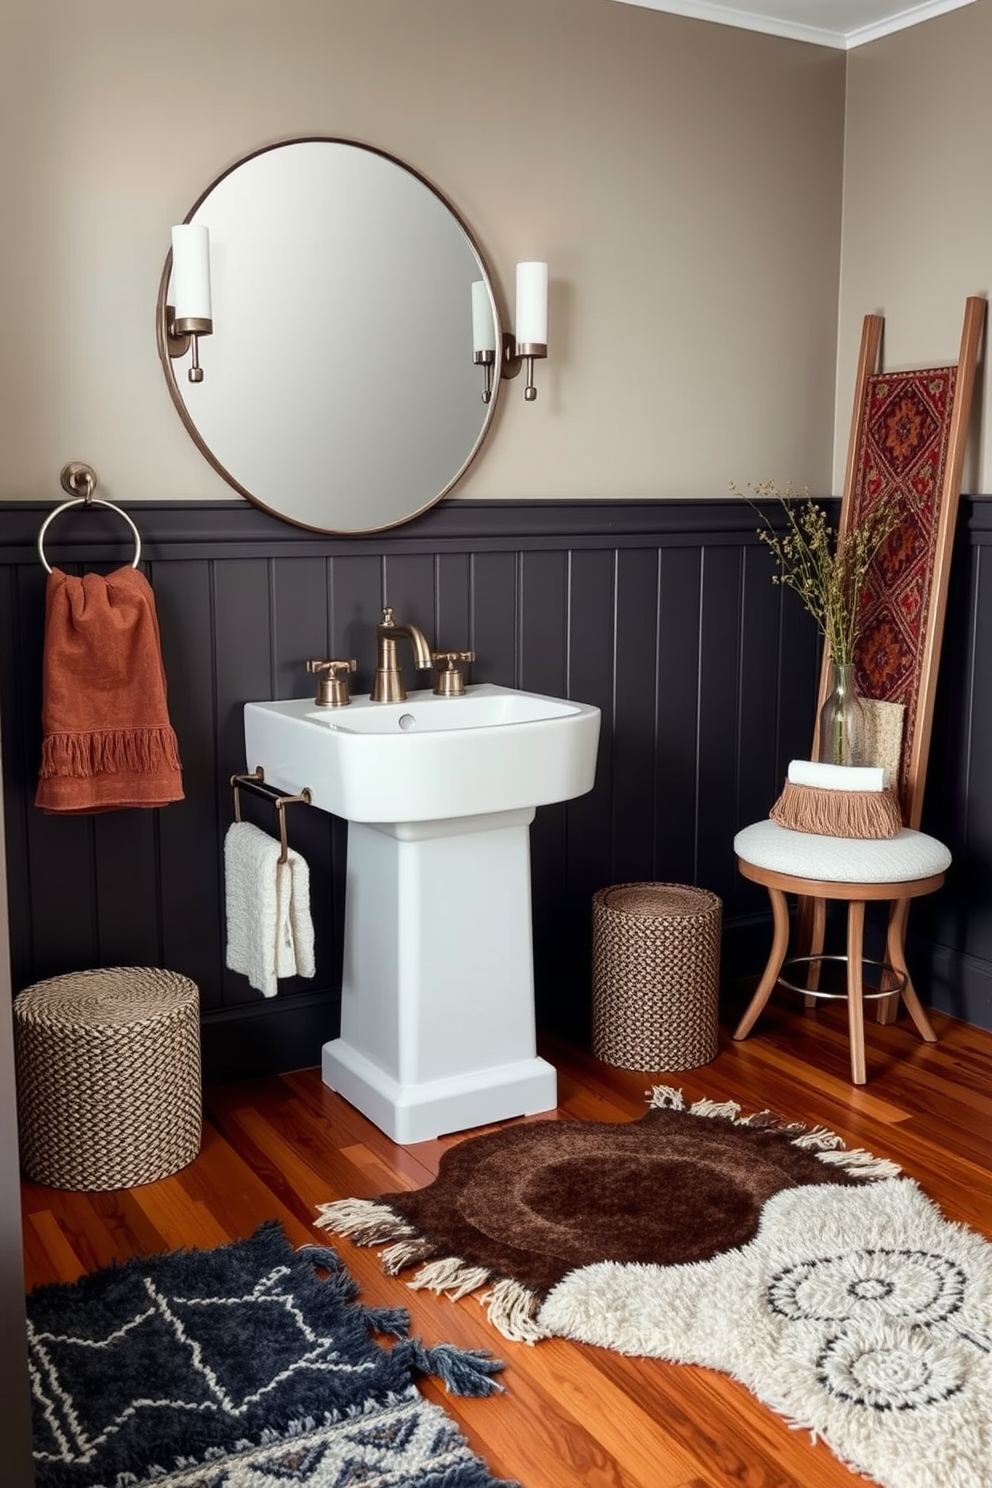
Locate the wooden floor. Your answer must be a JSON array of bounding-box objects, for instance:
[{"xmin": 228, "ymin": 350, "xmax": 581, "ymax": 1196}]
[{"xmin": 21, "ymin": 998, "xmax": 992, "ymax": 1488}]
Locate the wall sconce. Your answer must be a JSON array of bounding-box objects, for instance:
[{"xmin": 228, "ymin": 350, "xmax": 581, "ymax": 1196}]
[
  {"xmin": 163, "ymin": 224, "xmax": 213, "ymax": 383},
  {"xmin": 472, "ymin": 262, "xmax": 549, "ymax": 403}
]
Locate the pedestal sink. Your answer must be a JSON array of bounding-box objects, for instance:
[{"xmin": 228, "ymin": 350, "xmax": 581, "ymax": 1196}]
[{"xmin": 244, "ymin": 683, "xmax": 601, "ymax": 1144}]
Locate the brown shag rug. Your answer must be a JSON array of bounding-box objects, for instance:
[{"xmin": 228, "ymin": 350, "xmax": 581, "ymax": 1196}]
[{"xmin": 316, "ymin": 1087, "xmax": 992, "ymax": 1488}]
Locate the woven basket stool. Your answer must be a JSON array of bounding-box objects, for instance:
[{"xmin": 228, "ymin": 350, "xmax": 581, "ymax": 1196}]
[
  {"xmin": 13, "ymin": 967, "xmax": 202, "ymax": 1190},
  {"xmin": 592, "ymin": 883, "xmax": 721, "ymax": 1071}
]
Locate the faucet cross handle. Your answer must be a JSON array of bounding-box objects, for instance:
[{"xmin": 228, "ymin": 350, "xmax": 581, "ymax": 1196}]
[
  {"xmin": 432, "ymin": 650, "xmax": 476, "ymax": 697},
  {"xmin": 307, "ymin": 657, "xmax": 356, "ymax": 708}
]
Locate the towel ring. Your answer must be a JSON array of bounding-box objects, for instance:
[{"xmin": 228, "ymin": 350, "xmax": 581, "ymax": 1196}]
[{"xmin": 37, "ymin": 463, "xmax": 142, "ymax": 575}]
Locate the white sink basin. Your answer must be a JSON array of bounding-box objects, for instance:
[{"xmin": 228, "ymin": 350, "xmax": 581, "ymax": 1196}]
[{"xmin": 244, "ymin": 683, "xmax": 600, "ymax": 823}]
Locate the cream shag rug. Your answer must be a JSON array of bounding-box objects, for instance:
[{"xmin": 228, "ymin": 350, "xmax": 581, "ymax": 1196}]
[{"xmin": 316, "ymin": 1088, "xmax": 992, "ymax": 1488}]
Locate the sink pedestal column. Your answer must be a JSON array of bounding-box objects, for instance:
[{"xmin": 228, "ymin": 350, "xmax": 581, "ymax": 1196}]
[{"xmin": 321, "ymin": 807, "xmax": 557, "ymax": 1144}]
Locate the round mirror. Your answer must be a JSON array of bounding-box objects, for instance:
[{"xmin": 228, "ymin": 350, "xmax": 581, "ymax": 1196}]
[{"xmin": 157, "ymin": 139, "xmax": 502, "ymax": 535}]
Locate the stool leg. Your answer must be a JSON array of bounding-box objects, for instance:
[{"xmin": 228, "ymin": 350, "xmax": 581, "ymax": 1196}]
[
  {"xmin": 847, "ymin": 900, "xmax": 868, "ymax": 1085},
  {"xmin": 803, "ymin": 897, "xmax": 827, "ymax": 1009},
  {"xmin": 876, "ymin": 897, "xmax": 901, "ymax": 1026},
  {"xmin": 734, "ymin": 886, "xmax": 790, "ymax": 1041},
  {"xmin": 886, "ymin": 897, "xmax": 938, "ymax": 1043}
]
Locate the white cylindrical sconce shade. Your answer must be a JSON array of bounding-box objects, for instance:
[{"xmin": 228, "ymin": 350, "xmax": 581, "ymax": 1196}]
[
  {"xmin": 471, "ymin": 281, "xmax": 496, "ymax": 353},
  {"xmin": 515, "ymin": 261, "xmax": 548, "ymax": 347},
  {"xmin": 171, "ymin": 224, "xmax": 212, "ymax": 322}
]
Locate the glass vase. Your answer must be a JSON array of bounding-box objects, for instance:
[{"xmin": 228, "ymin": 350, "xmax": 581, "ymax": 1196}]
[{"xmin": 818, "ymin": 662, "xmax": 866, "ymax": 767}]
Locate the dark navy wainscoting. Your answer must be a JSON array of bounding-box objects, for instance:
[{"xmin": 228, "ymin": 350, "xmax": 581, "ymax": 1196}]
[{"xmin": 1, "ymin": 497, "xmax": 989, "ymax": 1080}]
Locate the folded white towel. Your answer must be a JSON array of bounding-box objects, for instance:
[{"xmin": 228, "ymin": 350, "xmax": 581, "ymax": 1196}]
[
  {"xmin": 224, "ymin": 821, "xmax": 315, "ymax": 997},
  {"xmin": 787, "ymin": 759, "xmax": 889, "ymax": 792}
]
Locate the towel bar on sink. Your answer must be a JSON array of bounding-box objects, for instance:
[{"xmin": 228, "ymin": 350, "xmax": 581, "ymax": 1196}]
[{"xmin": 231, "ymin": 768, "xmax": 312, "ymax": 864}]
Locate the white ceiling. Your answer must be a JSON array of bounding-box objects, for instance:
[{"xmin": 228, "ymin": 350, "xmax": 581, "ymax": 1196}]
[{"xmin": 609, "ymin": 0, "xmax": 980, "ymax": 49}]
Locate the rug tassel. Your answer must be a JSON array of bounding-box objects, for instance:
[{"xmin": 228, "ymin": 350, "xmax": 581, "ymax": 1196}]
[
  {"xmin": 481, "ymin": 1277, "xmax": 548, "ymax": 1345},
  {"xmin": 646, "ymin": 1084, "xmax": 685, "ymax": 1110},
  {"xmin": 790, "ymin": 1125, "xmax": 845, "ymax": 1151},
  {"xmin": 379, "ymin": 1237, "xmax": 438, "ymax": 1275},
  {"xmin": 314, "ymin": 1198, "xmax": 415, "ymax": 1247},
  {"xmin": 359, "ymin": 1303, "xmax": 410, "ymax": 1338},
  {"xmin": 409, "ymin": 1256, "xmax": 492, "ymax": 1301},
  {"xmin": 391, "ymin": 1337, "xmax": 506, "ymax": 1396},
  {"xmin": 816, "ymin": 1147, "xmax": 902, "ymax": 1179},
  {"xmin": 689, "ymin": 1097, "xmax": 741, "ymax": 1121}
]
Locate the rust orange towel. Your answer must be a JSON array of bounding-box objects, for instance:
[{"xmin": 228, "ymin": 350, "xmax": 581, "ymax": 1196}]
[{"xmin": 36, "ymin": 565, "xmax": 183, "ymax": 813}]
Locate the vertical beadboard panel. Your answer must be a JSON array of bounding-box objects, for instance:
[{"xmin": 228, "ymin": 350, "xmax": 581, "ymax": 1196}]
[
  {"xmin": 470, "ymin": 551, "xmax": 517, "ymax": 684},
  {"xmin": 213, "ymin": 558, "xmax": 274, "ymax": 1009},
  {"xmin": 18, "ymin": 559, "xmax": 100, "ymax": 979},
  {"xmin": 329, "ymin": 552, "xmax": 381, "ymax": 696},
  {"xmin": 272, "ymin": 555, "xmax": 330, "ymax": 699},
  {"xmin": 697, "ymin": 545, "xmax": 744, "ymax": 907},
  {"xmin": 155, "ymin": 558, "xmax": 224, "ymax": 997},
  {"xmin": 656, "ymin": 546, "xmax": 702, "ymax": 887},
  {"xmin": 562, "ymin": 548, "xmax": 616, "ymax": 1039},
  {"xmin": 435, "ymin": 552, "xmax": 471, "ymax": 653},
  {"xmin": 613, "ymin": 547, "xmax": 661, "ymax": 884},
  {"xmin": 0, "ymin": 564, "xmax": 34, "ymax": 992},
  {"xmin": 519, "ymin": 551, "xmax": 570, "ymax": 1024}
]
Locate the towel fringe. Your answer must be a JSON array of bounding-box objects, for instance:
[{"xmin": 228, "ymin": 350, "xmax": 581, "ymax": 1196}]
[{"xmin": 40, "ymin": 726, "xmax": 182, "ymax": 779}]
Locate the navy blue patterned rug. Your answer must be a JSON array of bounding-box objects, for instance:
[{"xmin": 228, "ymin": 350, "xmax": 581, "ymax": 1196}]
[{"xmin": 27, "ymin": 1220, "xmax": 513, "ymax": 1488}]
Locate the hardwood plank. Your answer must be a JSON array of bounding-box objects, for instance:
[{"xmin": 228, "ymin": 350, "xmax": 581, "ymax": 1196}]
[{"xmin": 23, "ymin": 1210, "xmax": 85, "ymax": 1288}]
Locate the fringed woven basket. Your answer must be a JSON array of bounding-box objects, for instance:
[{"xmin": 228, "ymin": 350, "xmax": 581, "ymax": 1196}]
[
  {"xmin": 14, "ymin": 966, "xmax": 202, "ymax": 1190},
  {"xmin": 592, "ymin": 882, "xmax": 721, "ymax": 1072}
]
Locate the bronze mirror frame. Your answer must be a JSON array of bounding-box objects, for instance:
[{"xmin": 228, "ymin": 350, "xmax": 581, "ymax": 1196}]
[{"xmin": 156, "ymin": 137, "xmax": 504, "ymax": 536}]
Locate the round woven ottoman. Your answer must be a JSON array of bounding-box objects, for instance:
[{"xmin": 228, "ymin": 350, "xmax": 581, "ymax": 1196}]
[
  {"xmin": 13, "ymin": 967, "xmax": 202, "ymax": 1190},
  {"xmin": 592, "ymin": 883, "xmax": 721, "ymax": 1071}
]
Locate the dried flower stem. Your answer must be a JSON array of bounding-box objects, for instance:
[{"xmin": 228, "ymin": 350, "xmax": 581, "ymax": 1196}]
[{"xmin": 732, "ymin": 480, "xmax": 910, "ymax": 667}]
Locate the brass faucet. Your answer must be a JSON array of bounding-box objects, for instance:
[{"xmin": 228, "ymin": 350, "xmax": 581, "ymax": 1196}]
[{"xmin": 371, "ymin": 606, "xmax": 432, "ymax": 702}]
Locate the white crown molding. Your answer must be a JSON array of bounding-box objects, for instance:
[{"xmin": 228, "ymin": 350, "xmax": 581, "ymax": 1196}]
[
  {"xmin": 844, "ymin": 0, "xmax": 981, "ymax": 47},
  {"xmin": 608, "ymin": 0, "xmax": 979, "ymax": 50}
]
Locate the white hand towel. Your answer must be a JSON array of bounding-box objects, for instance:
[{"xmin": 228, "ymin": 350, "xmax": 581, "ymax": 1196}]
[
  {"xmin": 787, "ymin": 759, "xmax": 889, "ymax": 792},
  {"xmin": 225, "ymin": 820, "xmax": 315, "ymax": 996},
  {"xmin": 282, "ymin": 848, "xmax": 315, "ymax": 981}
]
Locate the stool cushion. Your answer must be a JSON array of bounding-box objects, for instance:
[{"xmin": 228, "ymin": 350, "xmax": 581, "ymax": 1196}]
[{"xmin": 735, "ymin": 819, "xmax": 951, "ymax": 884}]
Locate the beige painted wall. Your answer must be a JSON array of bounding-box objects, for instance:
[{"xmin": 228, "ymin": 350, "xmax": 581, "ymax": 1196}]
[
  {"xmin": 838, "ymin": 2, "xmax": 991, "ymax": 493},
  {"xmin": 0, "ymin": 0, "xmax": 845, "ymax": 509}
]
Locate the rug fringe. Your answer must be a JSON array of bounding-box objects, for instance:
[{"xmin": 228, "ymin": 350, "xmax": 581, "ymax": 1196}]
[
  {"xmin": 480, "ymin": 1277, "xmax": 549, "ymax": 1345},
  {"xmin": 409, "ymin": 1255, "xmax": 493, "ymax": 1301},
  {"xmin": 790, "ymin": 1124, "xmax": 846, "ymax": 1152},
  {"xmin": 314, "ymin": 1197, "xmax": 415, "ymax": 1247},
  {"xmin": 689, "ymin": 1097, "xmax": 741, "ymax": 1121},
  {"xmin": 646, "ymin": 1084, "xmax": 685, "ymax": 1110},
  {"xmin": 815, "ymin": 1147, "xmax": 902, "ymax": 1179},
  {"xmin": 644, "ymin": 1088, "xmax": 901, "ymax": 1180},
  {"xmin": 380, "ymin": 1237, "xmax": 439, "ymax": 1275}
]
